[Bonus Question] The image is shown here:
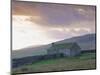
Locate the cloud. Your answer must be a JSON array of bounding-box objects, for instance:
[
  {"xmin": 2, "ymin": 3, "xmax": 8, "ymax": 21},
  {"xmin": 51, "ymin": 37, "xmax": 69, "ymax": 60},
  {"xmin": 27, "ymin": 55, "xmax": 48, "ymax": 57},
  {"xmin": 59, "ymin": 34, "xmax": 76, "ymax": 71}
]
[
  {"xmin": 12, "ymin": 1, "xmax": 96, "ymax": 26},
  {"xmin": 12, "ymin": 1, "xmax": 40, "ymax": 16},
  {"xmin": 12, "ymin": 1, "xmax": 96, "ymax": 49},
  {"xmin": 29, "ymin": 4, "xmax": 95, "ymax": 27},
  {"xmin": 12, "ymin": 1, "xmax": 96, "ymax": 34}
]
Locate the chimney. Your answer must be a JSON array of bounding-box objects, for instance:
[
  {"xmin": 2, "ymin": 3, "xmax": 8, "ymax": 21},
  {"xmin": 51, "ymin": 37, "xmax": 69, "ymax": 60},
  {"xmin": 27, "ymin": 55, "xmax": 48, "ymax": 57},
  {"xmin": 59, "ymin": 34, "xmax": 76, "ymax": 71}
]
[{"xmin": 52, "ymin": 43, "xmax": 55, "ymax": 47}]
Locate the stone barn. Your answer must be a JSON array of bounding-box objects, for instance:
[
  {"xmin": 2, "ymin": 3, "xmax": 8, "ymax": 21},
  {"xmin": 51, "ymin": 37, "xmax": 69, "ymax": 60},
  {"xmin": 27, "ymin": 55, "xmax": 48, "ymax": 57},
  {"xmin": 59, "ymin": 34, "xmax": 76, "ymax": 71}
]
[{"xmin": 47, "ymin": 42, "xmax": 81, "ymax": 57}]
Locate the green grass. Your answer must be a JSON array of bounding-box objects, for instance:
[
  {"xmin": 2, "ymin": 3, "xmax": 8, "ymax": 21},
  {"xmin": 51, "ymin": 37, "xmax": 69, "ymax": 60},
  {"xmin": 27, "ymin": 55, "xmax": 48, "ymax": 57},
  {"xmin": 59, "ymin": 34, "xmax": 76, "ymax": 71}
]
[{"xmin": 12, "ymin": 52, "xmax": 96, "ymax": 74}]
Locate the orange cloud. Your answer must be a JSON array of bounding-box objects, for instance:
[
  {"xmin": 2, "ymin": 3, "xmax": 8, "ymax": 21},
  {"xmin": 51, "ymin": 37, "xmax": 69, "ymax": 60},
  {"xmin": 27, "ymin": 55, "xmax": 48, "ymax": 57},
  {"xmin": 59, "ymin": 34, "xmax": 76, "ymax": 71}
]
[{"xmin": 12, "ymin": 1, "xmax": 40, "ymax": 16}]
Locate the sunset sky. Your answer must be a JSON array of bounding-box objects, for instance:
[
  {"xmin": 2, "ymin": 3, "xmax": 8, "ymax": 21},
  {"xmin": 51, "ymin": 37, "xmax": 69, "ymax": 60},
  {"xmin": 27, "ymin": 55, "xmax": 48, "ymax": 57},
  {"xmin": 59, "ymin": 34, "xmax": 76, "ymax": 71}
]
[{"xmin": 12, "ymin": 0, "xmax": 96, "ymax": 50}]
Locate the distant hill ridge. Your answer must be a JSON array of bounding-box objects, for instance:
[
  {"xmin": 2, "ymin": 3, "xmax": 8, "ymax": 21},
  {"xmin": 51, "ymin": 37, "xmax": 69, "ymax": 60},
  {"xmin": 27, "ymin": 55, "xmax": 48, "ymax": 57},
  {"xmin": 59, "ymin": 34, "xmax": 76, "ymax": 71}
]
[{"xmin": 12, "ymin": 33, "xmax": 96, "ymax": 59}]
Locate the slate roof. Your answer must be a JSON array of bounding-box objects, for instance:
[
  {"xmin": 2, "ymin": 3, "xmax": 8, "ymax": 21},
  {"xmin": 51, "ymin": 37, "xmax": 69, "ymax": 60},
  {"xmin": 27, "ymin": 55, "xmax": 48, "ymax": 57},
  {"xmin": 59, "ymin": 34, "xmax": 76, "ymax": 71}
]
[{"xmin": 48, "ymin": 42, "xmax": 80, "ymax": 50}]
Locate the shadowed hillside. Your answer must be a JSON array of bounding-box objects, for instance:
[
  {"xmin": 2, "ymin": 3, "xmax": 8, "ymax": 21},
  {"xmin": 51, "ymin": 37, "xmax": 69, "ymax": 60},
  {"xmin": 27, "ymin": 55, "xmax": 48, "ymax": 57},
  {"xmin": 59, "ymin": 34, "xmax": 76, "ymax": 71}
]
[
  {"xmin": 12, "ymin": 33, "xmax": 96, "ymax": 59},
  {"xmin": 55, "ymin": 33, "xmax": 96, "ymax": 50}
]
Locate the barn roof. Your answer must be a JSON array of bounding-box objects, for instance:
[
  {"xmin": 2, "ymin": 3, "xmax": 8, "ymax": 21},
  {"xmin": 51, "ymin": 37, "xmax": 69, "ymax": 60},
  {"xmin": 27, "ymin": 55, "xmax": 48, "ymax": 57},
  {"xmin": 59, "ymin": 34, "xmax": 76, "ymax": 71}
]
[{"xmin": 48, "ymin": 42, "xmax": 80, "ymax": 50}]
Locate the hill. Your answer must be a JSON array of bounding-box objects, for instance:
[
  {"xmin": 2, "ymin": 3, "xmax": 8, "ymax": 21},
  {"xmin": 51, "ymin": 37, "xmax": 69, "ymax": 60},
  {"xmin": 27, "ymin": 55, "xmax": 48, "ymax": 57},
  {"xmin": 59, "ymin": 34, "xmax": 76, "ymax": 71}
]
[
  {"xmin": 55, "ymin": 33, "xmax": 96, "ymax": 50},
  {"xmin": 12, "ymin": 33, "xmax": 96, "ymax": 59}
]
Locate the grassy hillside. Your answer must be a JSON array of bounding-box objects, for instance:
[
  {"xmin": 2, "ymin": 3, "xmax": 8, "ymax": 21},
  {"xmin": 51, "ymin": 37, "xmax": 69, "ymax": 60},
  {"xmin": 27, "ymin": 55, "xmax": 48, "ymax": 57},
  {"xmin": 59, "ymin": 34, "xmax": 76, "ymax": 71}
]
[
  {"xmin": 12, "ymin": 52, "xmax": 96, "ymax": 74},
  {"xmin": 12, "ymin": 34, "xmax": 96, "ymax": 59}
]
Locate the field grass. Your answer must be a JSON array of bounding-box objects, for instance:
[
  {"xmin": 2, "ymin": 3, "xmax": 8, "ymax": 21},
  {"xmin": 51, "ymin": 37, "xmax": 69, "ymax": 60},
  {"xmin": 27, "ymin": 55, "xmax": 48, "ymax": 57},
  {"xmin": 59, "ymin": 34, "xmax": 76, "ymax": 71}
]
[{"xmin": 12, "ymin": 52, "xmax": 96, "ymax": 74}]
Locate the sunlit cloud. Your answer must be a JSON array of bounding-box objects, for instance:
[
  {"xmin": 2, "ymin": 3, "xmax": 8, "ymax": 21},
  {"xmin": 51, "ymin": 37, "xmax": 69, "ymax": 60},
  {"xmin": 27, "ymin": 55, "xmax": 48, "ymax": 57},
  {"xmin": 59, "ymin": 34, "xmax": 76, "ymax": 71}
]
[
  {"xmin": 13, "ymin": 15, "xmax": 58, "ymax": 50},
  {"xmin": 50, "ymin": 28, "xmax": 64, "ymax": 32},
  {"xmin": 64, "ymin": 28, "xmax": 70, "ymax": 32},
  {"xmin": 12, "ymin": 1, "xmax": 96, "ymax": 50},
  {"xmin": 31, "ymin": 16, "xmax": 42, "ymax": 20},
  {"xmin": 76, "ymin": 8, "xmax": 87, "ymax": 15},
  {"xmin": 73, "ymin": 28, "xmax": 81, "ymax": 32},
  {"xmin": 83, "ymin": 28, "xmax": 91, "ymax": 32},
  {"xmin": 13, "ymin": 15, "xmax": 77, "ymax": 50}
]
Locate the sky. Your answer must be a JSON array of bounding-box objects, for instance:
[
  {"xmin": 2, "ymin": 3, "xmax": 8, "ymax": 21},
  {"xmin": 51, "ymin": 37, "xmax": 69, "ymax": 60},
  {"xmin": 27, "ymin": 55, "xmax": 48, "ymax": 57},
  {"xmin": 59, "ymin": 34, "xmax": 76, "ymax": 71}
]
[{"xmin": 12, "ymin": 0, "xmax": 96, "ymax": 50}]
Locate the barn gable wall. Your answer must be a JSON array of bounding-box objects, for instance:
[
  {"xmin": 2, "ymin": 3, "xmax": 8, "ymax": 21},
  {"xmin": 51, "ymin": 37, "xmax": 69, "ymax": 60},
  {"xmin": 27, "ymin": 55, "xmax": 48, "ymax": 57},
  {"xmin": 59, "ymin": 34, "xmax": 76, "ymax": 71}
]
[
  {"xmin": 70, "ymin": 44, "xmax": 81, "ymax": 56},
  {"xmin": 62, "ymin": 49, "xmax": 70, "ymax": 56},
  {"xmin": 47, "ymin": 42, "xmax": 81, "ymax": 57}
]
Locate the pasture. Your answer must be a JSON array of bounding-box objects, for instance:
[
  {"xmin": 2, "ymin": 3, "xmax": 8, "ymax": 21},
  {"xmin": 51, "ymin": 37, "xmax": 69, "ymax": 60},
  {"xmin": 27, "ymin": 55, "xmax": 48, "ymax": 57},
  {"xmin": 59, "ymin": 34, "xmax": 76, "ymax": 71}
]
[{"xmin": 12, "ymin": 52, "xmax": 96, "ymax": 74}]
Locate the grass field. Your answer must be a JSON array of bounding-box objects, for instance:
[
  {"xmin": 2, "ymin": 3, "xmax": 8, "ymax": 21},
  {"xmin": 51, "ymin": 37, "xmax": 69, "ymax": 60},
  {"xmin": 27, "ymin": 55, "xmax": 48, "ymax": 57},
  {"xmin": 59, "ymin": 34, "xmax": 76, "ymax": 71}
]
[{"xmin": 12, "ymin": 52, "xmax": 96, "ymax": 74}]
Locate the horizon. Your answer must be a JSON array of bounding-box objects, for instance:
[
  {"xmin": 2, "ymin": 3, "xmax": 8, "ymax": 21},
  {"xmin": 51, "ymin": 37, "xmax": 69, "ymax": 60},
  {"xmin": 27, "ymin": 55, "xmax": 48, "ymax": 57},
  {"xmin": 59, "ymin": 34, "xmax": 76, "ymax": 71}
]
[
  {"xmin": 13, "ymin": 33, "xmax": 95, "ymax": 50},
  {"xmin": 12, "ymin": 1, "xmax": 96, "ymax": 50}
]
